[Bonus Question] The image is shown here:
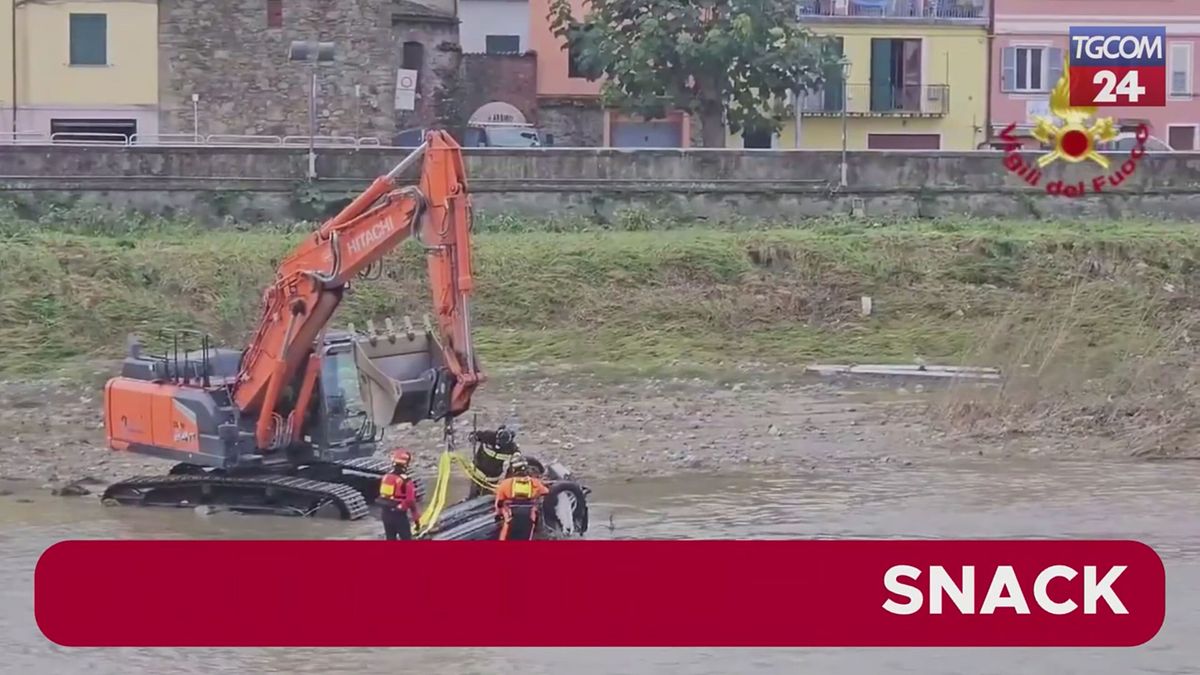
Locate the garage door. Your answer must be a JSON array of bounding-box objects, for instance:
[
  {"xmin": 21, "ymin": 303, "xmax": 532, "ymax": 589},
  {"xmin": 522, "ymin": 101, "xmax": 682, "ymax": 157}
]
[
  {"xmin": 867, "ymin": 133, "xmax": 941, "ymax": 150},
  {"xmin": 610, "ymin": 119, "xmax": 683, "ymax": 148}
]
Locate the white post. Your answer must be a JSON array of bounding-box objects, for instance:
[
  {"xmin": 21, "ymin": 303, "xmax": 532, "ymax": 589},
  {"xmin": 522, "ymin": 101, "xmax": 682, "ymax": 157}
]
[
  {"xmin": 793, "ymin": 91, "xmax": 803, "ymax": 149},
  {"xmin": 839, "ymin": 57, "xmax": 851, "ymax": 188},
  {"xmin": 308, "ymin": 69, "xmax": 317, "ymax": 179},
  {"xmin": 840, "ymin": 80, "xmax": 848, "ymax": 187}
]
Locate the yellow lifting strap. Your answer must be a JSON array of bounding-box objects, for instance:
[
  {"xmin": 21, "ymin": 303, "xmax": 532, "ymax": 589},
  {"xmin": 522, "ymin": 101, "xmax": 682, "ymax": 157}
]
[
  {"xmin": 414, "ymin": 450, "xmax": 500, "ymax": 538},
  {"xmin": 415, "ymin": 451, "xmax": 453, "ymax": 536},
  {"xmin": 453, "ymin": 453, "xmax": 498, "ymax": 492}
]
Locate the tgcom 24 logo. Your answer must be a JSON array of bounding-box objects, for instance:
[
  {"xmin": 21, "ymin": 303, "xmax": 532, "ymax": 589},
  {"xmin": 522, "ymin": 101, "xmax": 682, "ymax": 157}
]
[{"xmin": 1001, "ymin": 26, "xmax": 1166, "ymax": 199}]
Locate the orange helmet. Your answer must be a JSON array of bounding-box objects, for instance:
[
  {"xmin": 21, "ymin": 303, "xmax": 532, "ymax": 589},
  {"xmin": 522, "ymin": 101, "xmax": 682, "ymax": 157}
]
[{"xmin": 391, "ymin": 449, "xmax": 412, "ymax": 466}]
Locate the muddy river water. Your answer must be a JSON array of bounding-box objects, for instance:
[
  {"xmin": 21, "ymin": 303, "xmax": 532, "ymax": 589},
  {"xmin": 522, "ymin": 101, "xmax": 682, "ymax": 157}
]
[{"xmin": 2, "ymin": 454, "xmax": 1197, "ymax": 674}]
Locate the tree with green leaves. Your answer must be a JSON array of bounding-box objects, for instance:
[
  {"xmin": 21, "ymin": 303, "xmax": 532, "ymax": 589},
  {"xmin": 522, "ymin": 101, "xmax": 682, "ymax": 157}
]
[{"xmin": 548, "ymin": 0, "xmax": 845, "ymax": 148}]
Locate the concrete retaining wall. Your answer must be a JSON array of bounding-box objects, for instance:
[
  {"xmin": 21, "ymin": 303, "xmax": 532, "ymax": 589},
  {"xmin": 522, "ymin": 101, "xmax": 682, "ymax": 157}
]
[{"xmin": 2, "ymin": 145, "xmax": 1199, "ymax": 222}]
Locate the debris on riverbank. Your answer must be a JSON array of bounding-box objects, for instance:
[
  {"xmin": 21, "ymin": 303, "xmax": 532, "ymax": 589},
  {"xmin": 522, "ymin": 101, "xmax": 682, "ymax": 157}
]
[
  {"xmin": 0, "ymin": 367, "xmax": 1156, "ymax": 504},
  {"xmin": 806, "ymin": 363, "xmax": 1002, "ymax": 382}
]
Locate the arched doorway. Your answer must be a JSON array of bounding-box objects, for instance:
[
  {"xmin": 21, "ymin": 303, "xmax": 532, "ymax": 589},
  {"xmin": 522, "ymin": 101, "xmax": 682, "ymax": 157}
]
[{"xmin": 468, "ymin": 101, "xmax": 528, "ymax": 126}]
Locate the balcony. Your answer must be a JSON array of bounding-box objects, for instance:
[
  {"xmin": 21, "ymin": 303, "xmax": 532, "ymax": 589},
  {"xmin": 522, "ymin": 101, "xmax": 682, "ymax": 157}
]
[
  {"xmin": 796, "ymin": 83, "xmax": 950, "ymax": 117},
  {"xmin": 796, "ymin": 0, "xmax": 988, "ymax": 23}
]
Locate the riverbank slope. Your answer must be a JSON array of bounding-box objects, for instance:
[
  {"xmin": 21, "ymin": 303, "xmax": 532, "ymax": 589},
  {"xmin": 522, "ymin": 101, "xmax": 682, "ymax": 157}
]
[{"xmin": 1, "ymin": 212, "xmax": 1196, "ymax": 489}]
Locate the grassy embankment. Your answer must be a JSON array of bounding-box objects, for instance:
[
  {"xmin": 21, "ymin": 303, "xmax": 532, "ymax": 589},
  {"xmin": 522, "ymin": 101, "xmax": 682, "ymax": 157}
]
[{"xmin": 1, "ymin": 204, "xmax": 1197, "ymax": 454}]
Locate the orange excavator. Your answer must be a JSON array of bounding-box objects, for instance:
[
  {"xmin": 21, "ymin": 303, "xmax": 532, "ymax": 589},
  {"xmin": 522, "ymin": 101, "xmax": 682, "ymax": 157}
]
[{"xmin": 100, "ymin": 131, "xmax": 491, "ymax": 521}]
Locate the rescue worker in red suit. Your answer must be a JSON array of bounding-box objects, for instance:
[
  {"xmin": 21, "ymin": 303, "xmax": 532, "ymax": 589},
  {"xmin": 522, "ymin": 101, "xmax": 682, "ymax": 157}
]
[
  {"xmin": 493, "ymin": 455, "xmax": 549, "ymax": 541},
  {"xmin": 377, "ymin": 450, "xmax": 421, "ymax": 540}
]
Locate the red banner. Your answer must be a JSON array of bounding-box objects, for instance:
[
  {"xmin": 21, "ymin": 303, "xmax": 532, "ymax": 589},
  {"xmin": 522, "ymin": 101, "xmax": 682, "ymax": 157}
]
[{"xmin": 35, "ymin": 539, "xmax": 1165, "ymax": 648}]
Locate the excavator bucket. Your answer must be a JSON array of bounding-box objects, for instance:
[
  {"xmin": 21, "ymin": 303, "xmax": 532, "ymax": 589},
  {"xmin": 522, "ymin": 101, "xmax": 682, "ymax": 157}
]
[{"xmin": 351, "ymin": 318, "xmax": 453, "ymax": 428}]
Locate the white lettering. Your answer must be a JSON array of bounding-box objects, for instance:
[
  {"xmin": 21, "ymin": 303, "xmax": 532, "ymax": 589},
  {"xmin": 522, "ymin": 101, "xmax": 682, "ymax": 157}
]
[
  {"xmin": 1076, "ymin": 34, "xmax": 1163, "ymax": 61},
  {"xmin": 1085, "ymin": 565, "xmax": 1129, "ymax": 614},
  {"xmin": 929, "ymin": 565, "xmax": 974, "ymax": 615},
  {"xmin": 881, "ymin": 564, "xmax": 1130, "ymax": 615},
  {"xmin": 1094, "ymin": 70, "xmax": 1118, "ymax": 102},
  {"xmin": 1092, "ymin": 70, "xmax": 1144, "ymax": 103},
  {"xmin": 1114, "ymin": 70, "xmax": 1145, "ymax": 101},
  {"xmin": 980, "ymin": 566, "xmax": 1031, "ymax": 614},
  {"xmin": 1140, "ymin": 35, "xmax": 1164, "ymax": 60},
  {"xmin": 882, "ymin": 565, "xmax": 923, "ymax": 615},
  {"xmin": 1033, "ymin": 565, "xmax": 1078, "ymax": 615},
  {"xmin": 1072, "ymin": 35, "xmax": 1086, "ymax": 60},
  {"xmin": 347, "ymin": 217, "xmax": 397, "ymax": 254}
]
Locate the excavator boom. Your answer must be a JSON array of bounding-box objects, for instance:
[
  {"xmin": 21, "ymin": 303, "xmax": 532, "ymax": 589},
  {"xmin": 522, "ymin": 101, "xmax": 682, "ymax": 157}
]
[{"xmin": 226, "ymin": 129, "xmax": 481, "ymax": 450}]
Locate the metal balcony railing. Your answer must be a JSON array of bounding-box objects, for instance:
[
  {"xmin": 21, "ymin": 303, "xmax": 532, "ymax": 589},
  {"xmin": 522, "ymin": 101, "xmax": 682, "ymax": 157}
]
[
  {"xmin": 796, "ymin": 83, "xmax": 950, "ymax": 116},
  {"xmin": 0, "ymin": 132, "xmax": 405, "ymax": 149},
  {"xmin": 796, "ymin": 0, "xmax": 987, "ymax": 21}
]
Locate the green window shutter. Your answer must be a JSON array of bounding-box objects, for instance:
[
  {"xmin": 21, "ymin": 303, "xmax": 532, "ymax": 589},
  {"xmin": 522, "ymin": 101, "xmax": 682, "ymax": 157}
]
[
  {"xmin": 70, "ymin": 14, "xmax": 107, "ymax": 65},
  {"xmin": 822, "ymin": 37, "xmax": 845, "ymax": 112},
  {"xmin": 870, "ymin": 39, "xmax": 894, "ymax": 112}
]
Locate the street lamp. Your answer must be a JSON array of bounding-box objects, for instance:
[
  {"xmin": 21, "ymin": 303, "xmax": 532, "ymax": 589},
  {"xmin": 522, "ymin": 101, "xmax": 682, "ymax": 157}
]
[
  {"xmin": 288, "ymin": 40, "xmax": 336, "ymax": 179},
  {"xmin": 839, "ymin": 55, "xmax": 851, "ymax": 188}
]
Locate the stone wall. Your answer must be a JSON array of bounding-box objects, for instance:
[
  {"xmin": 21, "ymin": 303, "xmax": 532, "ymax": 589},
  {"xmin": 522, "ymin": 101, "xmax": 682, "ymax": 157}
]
[
  {"xmin": 4, "ymin": 146, "xmax": 1200, "ymax": 222},
  {"xmin": 461, "ymin": 53, "xmax": 538, "ymax": 125},
  {"xmin": 537, "ymin": 96, "xmax": 604, "ymax": 147},
  {"xmin": 395, "ymin": 25, "xmax": 462, "ymax": 133},
  {"xmin": 158, "ymin": 0, "xmax": 457, "ymax": 141}
]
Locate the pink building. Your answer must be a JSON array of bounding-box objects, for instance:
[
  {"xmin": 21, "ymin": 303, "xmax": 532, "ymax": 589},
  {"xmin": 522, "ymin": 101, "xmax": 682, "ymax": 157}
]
[
  {"xmin": 528, "ymin": 0, "xmax": 693, "ymax": 147},
  {"xmin": 992, "ymin": 1, "xmax": 1200, "ymax": 150}
]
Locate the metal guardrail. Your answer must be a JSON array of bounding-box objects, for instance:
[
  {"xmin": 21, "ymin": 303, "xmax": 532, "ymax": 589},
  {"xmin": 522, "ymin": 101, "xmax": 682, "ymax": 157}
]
[
  {"xmin": 49, "ymin": 132, "xmax": 132, "ymax": 146},
  {"xmin": 0, "ymin": 131, "xmax": 404, "ymax": 149},
  {"xmin": 796, "ymin": 0, "xmax": 987, "ymax": 20},
  {"xmin": 282, "ymin": 135, "xmax": 360, "ymax": 147},
  {"xmin": 0, "ymin": 131, "xmax": 49, "ymax": 145},
  {"xmin": 209, "ymin": 134, "xmax": 286, "ymax": 146},
  {"xmin": 129, "ymin": 133, "xmax": 205, "ymax": 146}
]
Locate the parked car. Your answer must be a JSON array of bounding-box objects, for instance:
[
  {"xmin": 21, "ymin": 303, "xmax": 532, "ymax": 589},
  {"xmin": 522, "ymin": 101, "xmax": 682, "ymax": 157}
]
[
  {"xmin": 1095, "ymin": 132, "xmax": 1173, "ymax": 153},
  {"xmin": 394, "ymin": 123, "xmax": 551, "ymax": 148}
]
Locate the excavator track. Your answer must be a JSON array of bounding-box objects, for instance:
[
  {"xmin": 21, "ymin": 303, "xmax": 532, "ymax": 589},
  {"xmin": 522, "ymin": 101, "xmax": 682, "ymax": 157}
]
[
  {"xmin": 101, "ymin": 473, "xmax": 370, "ymax": 520},
  {"xmin": 330, "ymin": 456, "xmax": 394, "ymax": 475},
  {"xmin": 315, "ymin": 456, "xmax": 426, "ymax": 504}
]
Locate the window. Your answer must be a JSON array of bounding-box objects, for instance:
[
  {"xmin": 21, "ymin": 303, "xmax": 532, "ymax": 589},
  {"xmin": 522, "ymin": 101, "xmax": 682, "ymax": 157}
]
[
  {"xmin": 1168, "ymin": 125, "xmax": 1195, "ymax": 151},
  {"xmin": 869, "ymin": 38, "xmax": 922, "ymax": 112},
  {"xmin": 50, "ymin": 118, "xmax": 137, "ymax": 142},
  {"xmin": 401, "ymin": 41, "xmax": 424, "ymax": 71},
  {"xmin": 1017, "ymin": 47, "xmax": 1043, "ymax": 90},
  {"xmin": 1001, "ymin": 46, "xmax": 1063, "ymax": 93},
  {"xmin": 567, "ymin": 42, "xmax": 585, "ymax": 78},
  {"xmin": 742, "ymin": 128, "xmax": 773, "ymax": 149},
  {"xmin": 567, "ymin": 24, "xmax": 595, "ymax": 79},
  {"xmin": 69, "ymin": 14, "xmax": 107, "ymax": 66},
  {"xmin": 485, "ymin": 35, "xmax": 520, "ymax": 55},
  {"xmin": 1170, "ymin": 42, "xmax": 1193, "ymax": 98},
  {"xmin": 820, "ymin": 37, "xmax": 846, "ymax": 113},
  {"xmin": 267, "ymin": 0, "xmax": 283, "ymax": 28}
]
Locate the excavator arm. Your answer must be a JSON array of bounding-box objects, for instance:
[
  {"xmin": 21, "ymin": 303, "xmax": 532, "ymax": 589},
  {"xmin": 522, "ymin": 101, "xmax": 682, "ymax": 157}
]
[{"xmin": 231, "ymin": 130, "xmax": 482, "ymax": 451}]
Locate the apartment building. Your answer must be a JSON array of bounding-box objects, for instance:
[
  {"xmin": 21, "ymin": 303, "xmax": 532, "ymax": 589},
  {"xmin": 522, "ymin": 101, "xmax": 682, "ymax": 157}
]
[
  {"xmin": 3, "ymin": 0, "xmax": 158, "ymax": 140},
  {"xmin": 992, "ymin": 0, "xmax": 1200, "ymax": 149},
  {"xmin": 730, "ymin": 0, "xmax": 990, "ymax": 150}
]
